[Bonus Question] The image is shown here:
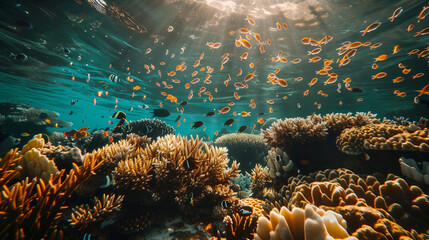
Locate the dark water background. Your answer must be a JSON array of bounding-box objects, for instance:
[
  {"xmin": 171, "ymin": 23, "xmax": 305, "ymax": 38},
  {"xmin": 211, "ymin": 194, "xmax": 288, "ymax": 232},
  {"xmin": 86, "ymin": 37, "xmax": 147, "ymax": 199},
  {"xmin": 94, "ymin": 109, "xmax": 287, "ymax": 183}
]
[{"xmin": 1, "ymin": 0, "xmax": 428, "ymax": 137}]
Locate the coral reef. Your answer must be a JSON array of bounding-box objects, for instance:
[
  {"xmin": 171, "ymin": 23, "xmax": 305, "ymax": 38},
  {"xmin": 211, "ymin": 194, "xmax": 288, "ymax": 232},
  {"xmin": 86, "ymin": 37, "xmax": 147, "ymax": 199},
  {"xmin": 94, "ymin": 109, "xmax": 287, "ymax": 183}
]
[
  {"xmin": 118, "ymin": 118, "xmax": 175, "ymax": 140},
  {"xmin": 114, "ymin": 134, "xmax": 240, "ymax": 212},
  {"xmin": 233, "ymin": 173, "xmax": 251, "ymax": 192},
  {"xmin": 399, "ymin": 157, "xmax": 429, "ymax": 185},
  {"xmin": 336, "ymin": 123, "xmax": 429, "ymax": 155},
  {"xmin": 0, "ymin": 102, "xmax": 72, "ymax": 137},
  {"xmin": 262, "ymin": 116, "xmax": 328, "ymax": 150},
  {"xmin": 255, "ymin": 204, "xmax": 356, "ymax": 240},
  {"xmin": 263, "ymin": 168, "xmax": 429, "ymax": 234},
  {"xmin": 0, "ymin": 147, "xmax": 102, "ymax": 239},
  {"xmin": 222, "ymin": 213, "xmax": 258, "ymax": 240},
  {"xmin": 77, "ymin": 133, "xmax": 151, "ymax": 196},
  {"xmin": 248, "ymin": 164, "xmax": 272, "ymax": 199},
  {"xmin": 214, "ymin": 133, "xmax": 268, "ymax": 172},
  {"xmin": 69, "ymin": 193, "xmax": 124, "ymax": 231}
]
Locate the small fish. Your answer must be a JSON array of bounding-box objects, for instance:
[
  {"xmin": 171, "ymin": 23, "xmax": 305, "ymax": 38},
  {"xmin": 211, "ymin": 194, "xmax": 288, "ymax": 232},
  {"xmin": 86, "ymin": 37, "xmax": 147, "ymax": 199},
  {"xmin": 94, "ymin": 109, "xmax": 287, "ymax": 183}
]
[
  {"xmin": 238, "ymin": 206, "xmax": 253, "ymax": 216},
  {"xmin": 167, "ymin": 26, "xmax": 174, "ymax": 32},
  {"xmin": 205, "ymin": 111, "xmax": 215, "ymax": 117},
  {"xmin": 218, "ymin": 106, "xmax": 231, "ymax": 114},
  {"xmin": 183, "ymin": 157, "xmax": 197, "ymax": 171},
  {"xmin": 109, "ymin": 74, "xmax": 120, "ymax": 83},
  {"xmin": 236, "ymin": 126, "xmax": 247, "ymax": 133},
  {"xmin": 73, "ymin": 131, "xmax": 88, "ymax": 139},
  {"xmin": 347, "ymin": 87, "xmax": 363, "ymax": 92},
  {"xmin": 388, "ymin": 7, "xmax": 403, "ymax": 22},
  {"xmin": 372, "ymin": 72, "xmax": 387, "ymax": 79},
  {"xmin": 20, "ymin": 132, "xmax": 30, "ymax": 137},
  {"xmin": 221, "ymin": 200, "xmax": 231, "ymax": 209},
  {"xmin": 175, "ymin": 115, "xmax": 182, "ymax": 123},
  {"xmin": 111, "ymin": 111, "xmax": 126, "ymax": 119},
  {"xmin": 71, "ymin": 99, "xmax": 78, "ymax": 105},
  {"xmin": 417, "ymin": 6, "xmax": 429, "ymax": 23},
  {"xmin": 222, "ymin": 118, "xmax": 235, "ymax": 126},
  {"xmin": 415, "ymin": 84, "xmax": 429, "ymax": 96},
  {"xmin": 179, "ymin": 101, "xmax": 188, "ymax": 106},
  {"xmin": 138, "ymin": 104, "xmax": 149, "ymax": 109},
  {"xmin": 360, "ymin": 22, "xmax": 381, "ymax": 36},
  {"xmin": 191, "ymin": 121, "xmax": 204, "ymax": 129}
]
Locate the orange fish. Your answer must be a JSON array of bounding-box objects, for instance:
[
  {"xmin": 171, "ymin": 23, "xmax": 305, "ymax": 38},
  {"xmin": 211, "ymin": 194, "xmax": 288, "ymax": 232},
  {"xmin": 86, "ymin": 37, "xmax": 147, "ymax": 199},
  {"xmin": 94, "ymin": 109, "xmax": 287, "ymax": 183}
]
[
  {"xmin": 360, "ymin": 22, "xmax": 381, "ymax": 36},
  {"xmin": 402, "ymin": 69, "xmax": 411, "ymax": 74},
  {"xmin": 93, "ymin": 98, "xmax": 96, "ymax": 105},
  {"xmin": 372, "ymin": 63, "xmax": 378, "ymax": 69},
  {"xmin": 234, "ymin": 92, "xmax": 240, "ymax": 100},
  {"xmin": 240, "ymin": 111, "xmax": 251, "ymax": 117},
  {"xmin": 269, "ymin": 107, "xmax": 273, "ymax": 113},
  {"xmin": 219, "ymin": 106, "xmax": 231, "ymax": 114},
  {"xmin": 277, "ymin": 79, "xmax": 288, "ymax": 87},
  {"xmin": 240, "ymin": 52, "xmax": 248, "ymax": 61},
  {"xmin": 415, "ymin": 84, "xmax": 429, "ymax": 96},
  {"xmin": 374, "ymin": 54, "xmax": 388, "ymax": 62},
  {"xmin": 393, "ymin": 77, "xmax": 404, "ymax": 83},
  {"xmin": 159, "ymin": 102, "xmax": 163, "ymax": 108},
  {"xmin": 413, "ymin": 73, "xmax": 424, "ymax": 79},
  {"xmin": 191, "ymin": 78, "xmax": 200, "ymax": 84},
  {"xmin": 291, "ymin": 58, "xmax": 301, "ymax": 64},
  {"xmin": 234, "ymin": 82, "xmax": 247, "ymax": 89},
  {"xmin": 244, "ymin": 15, "xmax": 255, "ymax": 25},
  {"xmin": 167, "ymin": 71, "xmax": 176, "ymax": 76},
  {"xmin": 257, "ymin": 118, "xmax": 264, "ymax": 124},
  {"xmin": 393, "ymin": 45, "xmax": 400, "ymax": 54},
  {"xmin": 357, "ymin": 98, "xmax": 363, "ymax": 102},
  {"xmin": 266, "ymin": 100, "xmax": 274, "ymax": 104},
  {"xmin": 372, "ymin": 72, "xmax": 387, "ymax": 79},
  {"xmin": 244, "ymin": 72, "xmax": 257, "ymax": 82},
  {"xmin": 308, "ymin": 78, "xmax": 318, "ymax": 87},
  {"xmin": 303, "ymin": 90, "xmax": 309, "ymax": 96},
  {"xmin": 249, "ymin": 62, "xmax": 254, "ymax": 68}
]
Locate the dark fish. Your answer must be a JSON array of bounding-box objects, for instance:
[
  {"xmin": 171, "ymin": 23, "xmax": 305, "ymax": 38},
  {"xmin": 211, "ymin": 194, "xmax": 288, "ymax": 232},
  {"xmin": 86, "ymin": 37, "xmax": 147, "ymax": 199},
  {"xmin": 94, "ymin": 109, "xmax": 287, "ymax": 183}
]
[
  {"xmin": 111, "ymin": 111, "xmax": 126, "ymax": 119},
  {"xmin": 112, "ymin": 118, "xmax": 126, "ymax": 132},
  {"xmin": 105, "ymin": 127, "xmax": 110, "ymax": 131},
  {"xmin": 109, "ymin": 74, "xmax": 120, "ymax": 83},
  {"xmin": 15, "ymin": 20, "xmax": 33, "ymax": 29},
  {"xmin": 191, "ymin": 121, "xmax": 204, "ymax": 129},
  {"xmin": 69, "ymin": 111, "xmax": 73, "ymax": 115},
  {"xmin": 205, "ymin": 111, "xmax": 215, "ymax": 116},
  {"xmin": 238, "ymin": 205, "xmax": 253, "ymax": 216},
  {"xmin": 257, "ymin": 112, "xmax": 264, "ymax": 116},
  {"xmin": 179, "ymin": 101, "xmax": 188, "ymax": 106},
  {"xmin": 221, "ymin": 200, "xmax": 230, "ymax": 209},
  {"xmin": 71, "ymin": 99, "xmax": 78, "ymax": 105},
  {"xmin": 347, "ymin": 87, "xmax": 363, "ymax": 93},
  {"xmin": 222, "ymin": 118, "xmax": 235, "ymax": 126},
  {"xmin": 236, "ymin": 125, "xmax": 247, "ymax": 133},
  {"xmin": 63, "ymin": 129, "xmax": 77, "ymax": 137},
  {"xmin": 175, "ymin": 115, "xmax": 181, "ymax": 123},
  {"xmin": 152, "ymin": 109, "xmax": 170, "ymax": 117},
  {"xmin": 275, "ymin": 155, "xmax": 281, "ymax": 162}
]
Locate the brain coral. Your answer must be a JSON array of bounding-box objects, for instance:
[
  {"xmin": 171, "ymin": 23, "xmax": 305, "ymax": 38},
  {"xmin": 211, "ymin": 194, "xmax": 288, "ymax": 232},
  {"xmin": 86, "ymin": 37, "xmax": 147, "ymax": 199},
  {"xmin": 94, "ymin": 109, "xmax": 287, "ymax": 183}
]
[
  {"xmin": 114, "ymin": 134, "xmax": 240, "ymax": 210},
  {"xmin": 214, "ymin": 133, "xmax": 268, "ymax": 172}
]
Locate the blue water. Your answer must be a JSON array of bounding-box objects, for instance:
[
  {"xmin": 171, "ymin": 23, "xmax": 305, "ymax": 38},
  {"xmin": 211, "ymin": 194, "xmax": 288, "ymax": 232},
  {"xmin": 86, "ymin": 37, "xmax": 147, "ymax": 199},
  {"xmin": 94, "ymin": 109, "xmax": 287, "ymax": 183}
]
[{"xmin": 1, "ymin": 0, "xmax": 428, "ymax": 137}]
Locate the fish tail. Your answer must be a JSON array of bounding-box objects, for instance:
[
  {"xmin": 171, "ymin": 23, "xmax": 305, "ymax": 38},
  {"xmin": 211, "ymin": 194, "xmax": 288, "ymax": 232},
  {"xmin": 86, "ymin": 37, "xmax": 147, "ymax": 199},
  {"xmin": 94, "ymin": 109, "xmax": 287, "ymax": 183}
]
[{"xmin": 360, "ymin": 30, "xmax": 366, "ymax": 36}]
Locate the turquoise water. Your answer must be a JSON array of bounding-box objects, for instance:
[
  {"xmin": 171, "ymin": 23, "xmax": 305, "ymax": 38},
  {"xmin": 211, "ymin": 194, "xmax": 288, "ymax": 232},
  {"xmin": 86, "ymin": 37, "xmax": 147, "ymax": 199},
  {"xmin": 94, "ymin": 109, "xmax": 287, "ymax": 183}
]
[{"xmin": 1, "ymin": 0, "xmax": 428, "ymax": 137}]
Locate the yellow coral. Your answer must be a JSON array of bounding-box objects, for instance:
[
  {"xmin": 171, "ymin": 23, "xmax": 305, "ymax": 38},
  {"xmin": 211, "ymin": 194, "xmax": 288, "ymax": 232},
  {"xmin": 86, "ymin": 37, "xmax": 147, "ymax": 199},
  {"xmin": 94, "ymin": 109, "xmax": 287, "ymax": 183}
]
[
  {"xmin": 21, "ymin": 134, "xmax": 45, "ymax": 154},
  {"xmin": 18, "ymin": 148, "xmax": 59, "ymax": 182}
]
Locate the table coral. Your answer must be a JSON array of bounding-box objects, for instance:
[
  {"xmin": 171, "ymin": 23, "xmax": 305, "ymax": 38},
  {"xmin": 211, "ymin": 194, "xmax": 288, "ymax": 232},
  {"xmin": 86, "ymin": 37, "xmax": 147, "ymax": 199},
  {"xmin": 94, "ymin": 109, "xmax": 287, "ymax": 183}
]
[{"xmin": 215, "ymin": 133, "xmax": 268, "ymax": 172}]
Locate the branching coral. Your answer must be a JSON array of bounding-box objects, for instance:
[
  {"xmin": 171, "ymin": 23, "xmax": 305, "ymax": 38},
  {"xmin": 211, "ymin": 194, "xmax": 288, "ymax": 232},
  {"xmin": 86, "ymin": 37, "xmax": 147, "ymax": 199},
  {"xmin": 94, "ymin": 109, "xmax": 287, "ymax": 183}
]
[
  {"xmin": 336, "ymin": 123, "xmax": 429, "ymax": 155},
  {"xmin": 322, "ymin": 112, "xmax": 381, "ymax": 136},
  {"xmin": 214, "ymin": 133, "xmax": 268, "ymax": 172},
  {"xmin": 0, "ymin": 149, "xmax": 103, "ymax": 240},
  {"xmin": 69, "ymin": 193, "xmax": 124, "ymax": 231},
  {"xmin": 262, "ymin": 116, "xmax": 328, "ymax": 151},
  {"xmin": 77, "ymin": 134, "xmax": 151, "ymax": 195},
  {"xmin": 247, "ymin": 164, "xmax": 272, "ymax": 199},
  {"xmin": 222, "ymin": 213, "xmax": 258, "ymax": 240},
  {"xmin": 114, "ymin": 134, "xmax": 240, "ymax": 210}
]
